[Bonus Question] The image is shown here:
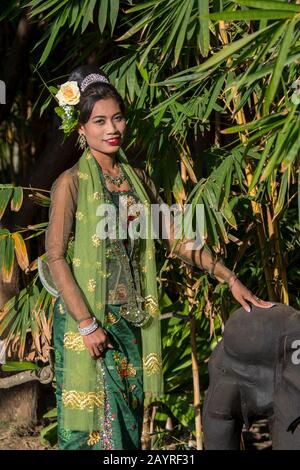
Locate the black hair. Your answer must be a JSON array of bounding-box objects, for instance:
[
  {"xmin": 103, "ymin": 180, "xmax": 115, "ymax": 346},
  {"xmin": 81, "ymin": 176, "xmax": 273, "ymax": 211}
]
[{"xmin": 68, "ymin": 65, "xmax": 125, "ymax": 124}]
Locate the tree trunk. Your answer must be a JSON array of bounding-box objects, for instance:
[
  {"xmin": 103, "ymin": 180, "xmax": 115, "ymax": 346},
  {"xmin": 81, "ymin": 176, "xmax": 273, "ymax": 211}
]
[{"xmin": 0, "ymin": 248, "xmax": 39, "ymax": 425}]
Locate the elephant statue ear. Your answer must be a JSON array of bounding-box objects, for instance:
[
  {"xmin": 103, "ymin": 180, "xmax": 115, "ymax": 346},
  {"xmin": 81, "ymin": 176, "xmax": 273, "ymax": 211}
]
[{"xmin": 37, "ymin": 256, "xmax": 59, "ymax": 298}]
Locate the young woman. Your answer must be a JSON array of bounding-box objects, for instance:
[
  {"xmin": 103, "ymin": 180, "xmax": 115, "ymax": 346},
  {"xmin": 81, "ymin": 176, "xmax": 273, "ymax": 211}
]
[{"xmin": 44, "ymin": 65, "xmax": 274, "ymax": 450}]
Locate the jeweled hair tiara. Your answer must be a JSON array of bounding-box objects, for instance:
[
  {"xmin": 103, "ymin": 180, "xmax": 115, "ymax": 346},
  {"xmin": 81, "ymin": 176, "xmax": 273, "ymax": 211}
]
[{"xmin": 80, "ymin": 73, "xmax": 110, "ymax": 92}]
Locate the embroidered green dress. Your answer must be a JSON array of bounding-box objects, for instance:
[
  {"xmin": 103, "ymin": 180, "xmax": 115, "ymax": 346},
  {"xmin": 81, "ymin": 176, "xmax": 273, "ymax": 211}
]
[{"xmin": 53, "ymin": 165, "xmax": 147, "ymax": 449}]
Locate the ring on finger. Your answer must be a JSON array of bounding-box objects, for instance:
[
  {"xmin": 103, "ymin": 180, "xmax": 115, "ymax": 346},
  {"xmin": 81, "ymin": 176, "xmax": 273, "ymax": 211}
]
[{"xmin": 98, "ymin": 345, "xmax": 104, "ymax": 352}]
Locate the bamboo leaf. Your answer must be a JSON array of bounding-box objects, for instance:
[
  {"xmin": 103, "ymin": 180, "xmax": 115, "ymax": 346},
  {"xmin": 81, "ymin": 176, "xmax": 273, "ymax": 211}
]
[
  {"xmin": 82, "ymin": 0, "xmax": 97, "ymax": 32},
  {"xmin": 249, "ymin": 135, "xmax": 276, "ymax": 192},
  {"xmin": 42, "ymin": 0, "xmax": 69, "ymax": 20},
  {"xmin": 0, "ymin": 188, "xmax": 13, "ymax": 219},
  {"xmin": 125, "ymin": 1, "xmax": 162, "ymax": 13},
  {"xmin": 126, "ymin": 60, "xmax": 137, "ymax": 103},
  {"xmin": 174, "ymin": 0, "xmax": 194, "ymax": 66},
  {"xmin": 27, "ymin": 0, "xmax": 63, "ymax": 17},
  {"xmin": 43, "ymin": 407, "xmax": 57, "ymax": 419},
  {"xmin": 10, "ymin": 187, "xmax": 23, "ymax": 212},
  {"xmin": 222, "ymin": 112, "xmax": 286, "ymax": 134},
  {"xmin": 263, "ymin": 20, "xmax": 295, "ymax": 115},
  {"xmin": 220, "ymin": 201, "xmax": 237, "ymax": 229},
  {"xmin": 281, "ymin": 127, "xmax": 300, "ymax": 170},
  {"xmin": 27, "ymin": 222, "xmax": 49, "ymax": 230},
  {"xmin": 40, "ymin": 421, "xmax": 57, "ymax": 446},
  {"xmin": 30, "ymin": 305, "xmax": 41, "ymax": 354},
  {"xmin": 198, "ymin": 0, "xmax": 209, "ymax": 57},
  {"xmin": 2, "ymin": 361, "xmax": 38, "ymax": 372},
  {"xmin": 203, "ymin": 75, "xmax": 225, "ymax": 121},
  {"xmin": 161, "ymin": 7, "xmax": 187, "ymax": 61},
  {"xmin": 261, "ymin": 106, "xmax": 297, "ymax": 181},
  {"xmin": 38, "ymin": 16, "xmax": 63, "ymax": 66},
  {"xmin": 204, "ymin": 203, "xmax": 220, "ymax": 250},
  {"xmin": 19, "ymin": 300, "xmax": 31, "ymax": 359},
  {"xmin": 209, "ymin": 10, "xmax": 296, "ymax": 20},
  {"xmin": 298, "ymin": 170, "xmax": 300, "ymax": 226},
  {"xmin": 12, "ymin": 232, "xmax": 29, "ymax": 271},
  {"xmin": 110, "ymin": 0, "xmax": 120, "ymax": 32},
  {"xmin": 117, "ymin": 11, "xmax": 153, "ymax": 41},
  {"xmin": 172, "ymin": 23, "xmax": 275, "ymax": 78},
  {"xmin": 98, "ymin": 0, "xmax": 108, "ymax": 33},
  {"xmin": 137, "ymin": 63, "xmax": 149, "ymax": 83},
  {"xmin": 232, "ymin": 0, "xmax": 300, "ymax": 12},
  {"xmin": 2, "ymin": 236, "xmax": 14, "ymax": 283},
  {"xmin": 274, "ymin": 169, "xmax": 289, "ymax": 220},
  {"xmin": 69, "ymin": 2, "xmax": 79, "ymax": 27},
  {"xmin": 172, "ymin": 172, "xmax": 186, "ymax": 206},
  {"xmin": 39, "ymin": 95, "xmax": 53, "ymax": 117}
]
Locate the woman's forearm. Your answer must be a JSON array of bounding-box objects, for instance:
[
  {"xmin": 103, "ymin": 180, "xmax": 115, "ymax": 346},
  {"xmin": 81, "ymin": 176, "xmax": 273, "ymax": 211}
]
[{"xmin": 171, "ymin": 240, "xmax": 235, "ymax": 284}]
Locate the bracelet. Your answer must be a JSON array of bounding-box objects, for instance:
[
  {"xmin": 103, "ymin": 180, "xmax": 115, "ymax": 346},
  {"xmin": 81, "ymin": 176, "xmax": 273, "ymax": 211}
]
[
  {"xmin": 228, "ymin": 275, "xmax": 238, "ymax": 289},
  {"xmin": 78, "ymin": 317, "xmax": 99, "ymax": 336}
]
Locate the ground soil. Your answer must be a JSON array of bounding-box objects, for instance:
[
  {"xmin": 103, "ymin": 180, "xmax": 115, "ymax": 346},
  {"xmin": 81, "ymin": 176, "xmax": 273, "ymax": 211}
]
[
  {"xmin": 0, "ymin": 422, "xmax": 53, "ymax": 450},
  {"xmin": 0, "ymin": 419, "xmax": 271, "ymax": 451}
]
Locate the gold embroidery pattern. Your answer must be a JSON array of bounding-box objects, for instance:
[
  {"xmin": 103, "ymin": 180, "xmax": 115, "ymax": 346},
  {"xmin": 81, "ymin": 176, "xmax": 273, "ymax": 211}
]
[
  {"xmin": 96, "ymin": 302, "xmax": 104, "ymax": 310},
  {"xmin": 108, "ymin": 284, "xmax": 127, "ymax": 302},
  {"xmin": 62, "ymin": 390, "xmax": 104, "ymax": 410},
  {"xmin": 77, "ymin": 171, "xmax": 89, "ymax": 180},
  {"xmin": 87, "ymin": 278, "xmax": 96, "ymax": 292},
  {"xmin": 106, "ymin": 312, "xmax": 119, "ymax": 324},
  {"xmin": 113, "ymin": 353, "xmax": 137, "ymax": 378},
  {"xmin": 93, "ymin": 191, "xmax": 102, "ymax": 200},
  {"xmin": 141, "ymin": 266, "xmax": 148, "ymax": 273},
  {"xmin": 64, "ymin": 332, "xmax": 86, "ymax": 352},
  {"xmin": 91, "ymin": 234, "xmax": 102, "ymax": 247},
  {"xmin": 72, "ymin": 257, "xmax": 81, "ymax": 267},
  {"xmin": 144, "ymin": 295, "xmax": 159, "ymax": 316},
  {"xmin": 126, "ymin": 363, "xmax": 137, "ymax": 377},
  {"xmin": 143, "ymin": 353, "xmax": 162, "ymax": 376},
  {"xmin": 58, "ymin": 304, "xmax": 65, "ymax": 315},
  {"xmin": 75, "ymin": 211, "xmax": 84, "ymax": 221},
  {"xmin": 87, "ymin": 432, "xmax": 101, "ymax": 446}
]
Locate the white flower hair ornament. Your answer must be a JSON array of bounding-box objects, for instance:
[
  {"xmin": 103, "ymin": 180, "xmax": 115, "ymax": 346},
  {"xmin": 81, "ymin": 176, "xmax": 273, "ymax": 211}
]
[
  {"xmin": 54, "ymin": 74, "xmax": 110, "ymax": 137},
  {"xmin": 55, "ymin": 81, "xmax": 80, "ymax": 136}
]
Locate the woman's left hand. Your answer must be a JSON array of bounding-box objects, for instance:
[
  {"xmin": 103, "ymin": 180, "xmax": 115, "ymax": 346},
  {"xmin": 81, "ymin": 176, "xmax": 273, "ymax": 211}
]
[{"xmin": 229, "ymin": 275, "xmax": 275, "ymax": 312}]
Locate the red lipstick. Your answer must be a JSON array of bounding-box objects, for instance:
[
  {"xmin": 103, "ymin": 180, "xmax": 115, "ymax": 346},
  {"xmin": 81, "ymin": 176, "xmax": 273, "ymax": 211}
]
[{"xmin": 105, "ymin": 138, "xmax": 121, "ymax": 146}]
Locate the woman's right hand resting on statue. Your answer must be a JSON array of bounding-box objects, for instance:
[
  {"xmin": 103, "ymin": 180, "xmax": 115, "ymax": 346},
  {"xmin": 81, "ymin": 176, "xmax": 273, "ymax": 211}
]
[{"xmin": 79, "ymin": 318, "xmax": 114, "ymax": 359}]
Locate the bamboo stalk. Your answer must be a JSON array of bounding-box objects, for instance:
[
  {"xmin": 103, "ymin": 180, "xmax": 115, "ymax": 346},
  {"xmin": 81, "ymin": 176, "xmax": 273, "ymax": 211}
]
[
  {"xmin": 219, "ymin": 20, "xmax": 277, "ymax": 301},
  {"xmin": 190, "ymin": 308, "xmax": 203, "ymax": 450},
  {"xmin": 266, "ymin": 178, "xmax": 289, "ymax": 304},
  {"xmin": 141, "ymin": 403, "xmax": 151, "ymax": 450},
  {"xmin": 180, "ymin": 160, "xmax": 203, "ymax": 449},
  {"xmin": 186, "ymin": 270, "xmax": 203, "ymax": 450}
]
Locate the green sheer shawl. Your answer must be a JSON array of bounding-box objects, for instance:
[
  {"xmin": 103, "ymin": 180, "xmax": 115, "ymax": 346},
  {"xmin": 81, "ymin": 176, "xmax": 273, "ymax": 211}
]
[{"xmin": 61, "ymin": 149, "xmax": 163, "ymax": 432}]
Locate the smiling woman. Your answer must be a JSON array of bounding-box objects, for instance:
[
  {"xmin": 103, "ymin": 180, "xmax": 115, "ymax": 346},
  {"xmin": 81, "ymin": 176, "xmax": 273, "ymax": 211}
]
[
  {"xmin": 46, "ymin": 65, "xmax": 164, "ymax": 450},
  {"xmin": 43, "ymin": 65, "xmax": 274, "ymax": 451},
  {"xmin": 78, "ymin": 98, "xmax": 126, "ymax": 181}
]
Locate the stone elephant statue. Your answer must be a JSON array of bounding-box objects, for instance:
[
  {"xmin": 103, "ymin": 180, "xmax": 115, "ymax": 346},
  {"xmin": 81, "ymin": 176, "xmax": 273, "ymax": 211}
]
[{"xmin": 203, "ymin": 303, "xmax": 300, "ymax": 450}]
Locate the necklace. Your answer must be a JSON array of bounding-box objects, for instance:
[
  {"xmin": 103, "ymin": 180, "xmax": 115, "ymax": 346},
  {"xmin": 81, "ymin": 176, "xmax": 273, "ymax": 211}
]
[{"xmin": 102, "ymin": 164, "xmax": 127, "ymax": 188}]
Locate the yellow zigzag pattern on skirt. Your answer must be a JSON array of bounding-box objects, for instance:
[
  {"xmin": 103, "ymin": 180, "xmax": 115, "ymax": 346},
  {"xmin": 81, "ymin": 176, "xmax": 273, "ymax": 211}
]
[
  {"xmin": 143, "ymin": 353, "xmax": 162, "ymax": 376},
  {"xmin": 62, "ymin": 390, "xmax": 105, "ymax": 410},
  {"xmin": 64, "ymin": 332, "xmax": 86, "ymax": 352}
]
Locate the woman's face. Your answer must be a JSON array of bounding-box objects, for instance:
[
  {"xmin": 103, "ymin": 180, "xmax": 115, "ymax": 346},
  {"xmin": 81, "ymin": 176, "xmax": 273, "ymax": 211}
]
[{"xmin": 79, "ymin": 98, "xmax": 126, "ymax": 157}]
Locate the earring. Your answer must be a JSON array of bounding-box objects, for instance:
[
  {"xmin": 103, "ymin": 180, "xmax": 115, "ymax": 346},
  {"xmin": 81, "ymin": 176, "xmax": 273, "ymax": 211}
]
[{"xmin": 79, "ymin": 134, "xmax": 87, "ymax": 149}]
